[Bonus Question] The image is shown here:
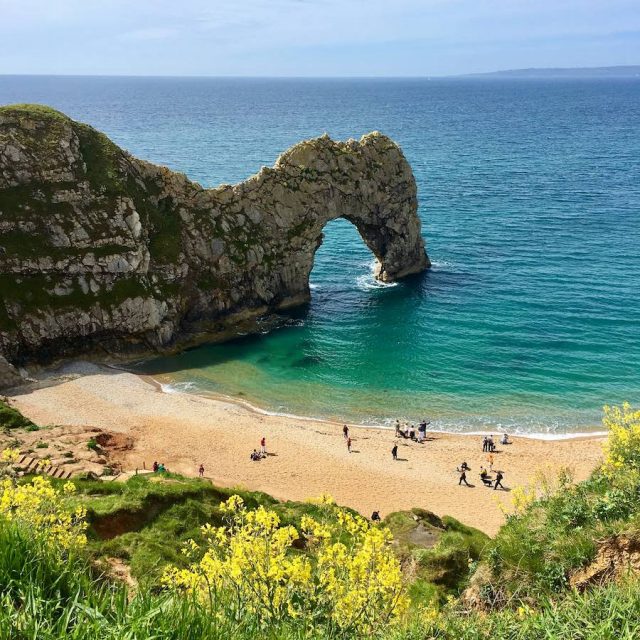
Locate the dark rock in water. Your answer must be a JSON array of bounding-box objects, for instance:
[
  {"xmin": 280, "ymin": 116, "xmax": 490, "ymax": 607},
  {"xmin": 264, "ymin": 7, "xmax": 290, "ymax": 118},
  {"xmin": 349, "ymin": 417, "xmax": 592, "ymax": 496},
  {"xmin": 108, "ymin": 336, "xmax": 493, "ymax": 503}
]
[
  {"xmin": 291, "ymin": 355, "xmax": 323, "ymax": 367},
  {"xmin": 0, "ymin": 104, "xmax": 429, "ymax": 384}
]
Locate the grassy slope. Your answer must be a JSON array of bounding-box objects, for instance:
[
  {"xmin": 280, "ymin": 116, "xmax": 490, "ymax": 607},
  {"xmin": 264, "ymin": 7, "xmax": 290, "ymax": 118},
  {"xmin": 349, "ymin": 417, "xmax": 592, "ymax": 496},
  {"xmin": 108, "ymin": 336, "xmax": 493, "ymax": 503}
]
[
  {"xmin": 52, "ymin": 473, "xmax": 485, "ymax": 598},
  {"xmin": 0, "ymin": 398, "xmax": 36, "ymax": 430}
]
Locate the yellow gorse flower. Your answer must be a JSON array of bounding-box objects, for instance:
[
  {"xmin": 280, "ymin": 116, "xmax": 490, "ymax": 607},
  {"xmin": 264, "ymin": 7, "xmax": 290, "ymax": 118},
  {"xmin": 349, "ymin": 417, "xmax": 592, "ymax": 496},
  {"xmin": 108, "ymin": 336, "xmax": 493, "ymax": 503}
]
[
  {"xmin": 162, "ymin": 495, "xmax": 409, "ymax": 634},
  {"xmin": 602, "ymin": 403, "xmax": 640, "ymax": 476},
  {"xmin": 0, "ymin": 462, "xmax": 87, "ymax": 550}
]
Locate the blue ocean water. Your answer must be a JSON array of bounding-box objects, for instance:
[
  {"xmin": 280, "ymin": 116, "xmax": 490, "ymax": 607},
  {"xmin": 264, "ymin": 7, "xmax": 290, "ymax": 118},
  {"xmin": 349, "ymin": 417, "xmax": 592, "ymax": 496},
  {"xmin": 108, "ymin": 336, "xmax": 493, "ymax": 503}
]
[{"xmin": 2, "ymin": 76, "xmax": 639, "ymax": 434}]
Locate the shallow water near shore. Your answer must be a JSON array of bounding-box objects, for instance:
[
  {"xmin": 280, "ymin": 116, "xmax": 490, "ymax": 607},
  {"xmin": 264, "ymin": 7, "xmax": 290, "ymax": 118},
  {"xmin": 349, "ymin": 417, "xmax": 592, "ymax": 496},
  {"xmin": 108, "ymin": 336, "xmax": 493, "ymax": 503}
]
[{"xmin": 2, "ymin": 76, "xmax": 639, "ymax": 434}]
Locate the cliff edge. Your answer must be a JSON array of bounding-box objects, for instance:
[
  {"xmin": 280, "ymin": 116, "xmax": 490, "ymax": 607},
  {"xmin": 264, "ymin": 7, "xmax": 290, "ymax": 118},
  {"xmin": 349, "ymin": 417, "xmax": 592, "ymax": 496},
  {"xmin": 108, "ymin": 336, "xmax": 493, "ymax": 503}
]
[{"xmin": 0, "ymin": 104, "xmax": 429, "ymax": 377}]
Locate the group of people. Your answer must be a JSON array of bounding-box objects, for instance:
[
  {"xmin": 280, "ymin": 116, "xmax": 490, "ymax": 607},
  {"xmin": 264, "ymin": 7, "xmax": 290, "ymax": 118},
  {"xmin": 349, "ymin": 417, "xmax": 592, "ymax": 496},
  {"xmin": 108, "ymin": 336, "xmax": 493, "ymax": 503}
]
[
  {"xmin": 457, "ymin": 462, "xmax": 505, "ymax": 490},
  {"xmin": 250, "ymin": 437, "xmax": 268, "ymax": 461},
  {"xmin": 152, "ymin": 461, "xmax": 166, "ymax": 473},
  {"xmin": 482, "ymin": 433, "xmax": 511, "ymax": 452},
  {"xmin": 394, "ymin": 419, "xmax": 431, "ymax": 443}
]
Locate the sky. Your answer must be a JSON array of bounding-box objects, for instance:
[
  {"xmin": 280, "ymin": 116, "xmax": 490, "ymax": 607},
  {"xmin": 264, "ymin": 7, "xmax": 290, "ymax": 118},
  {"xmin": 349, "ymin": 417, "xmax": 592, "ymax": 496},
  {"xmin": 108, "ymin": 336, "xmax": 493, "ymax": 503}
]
[{"xmin": 0, "ymin": 0, "xmax": 639, "ymax": 77}]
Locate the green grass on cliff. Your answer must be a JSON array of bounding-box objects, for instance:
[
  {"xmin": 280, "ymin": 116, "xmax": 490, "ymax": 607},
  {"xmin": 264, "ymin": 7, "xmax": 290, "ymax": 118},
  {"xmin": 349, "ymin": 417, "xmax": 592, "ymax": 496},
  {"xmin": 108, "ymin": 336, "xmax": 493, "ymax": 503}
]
[
  {"xmin": 0, "ymin": 398, "xmax": 35, "ymax": 430},
  {"xmin": 2, "ymin": 470, "xmax": 640, "ymax": 639}
]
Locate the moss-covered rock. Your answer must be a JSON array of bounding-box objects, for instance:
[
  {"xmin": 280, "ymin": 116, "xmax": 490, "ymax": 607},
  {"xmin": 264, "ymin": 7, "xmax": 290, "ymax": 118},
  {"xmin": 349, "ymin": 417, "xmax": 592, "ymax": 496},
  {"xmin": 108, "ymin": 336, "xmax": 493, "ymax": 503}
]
[{"xmin": 385, "ymin": 508, "xmax": 489, "ymax": 604}]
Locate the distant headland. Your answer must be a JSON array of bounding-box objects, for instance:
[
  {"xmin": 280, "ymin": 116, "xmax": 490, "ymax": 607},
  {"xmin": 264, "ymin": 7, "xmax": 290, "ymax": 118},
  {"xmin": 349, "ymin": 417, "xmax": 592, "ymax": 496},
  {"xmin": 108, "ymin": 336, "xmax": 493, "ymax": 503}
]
[{"xmin": 461, "ymin": 65, "xmax": 640, "ymax": 79}]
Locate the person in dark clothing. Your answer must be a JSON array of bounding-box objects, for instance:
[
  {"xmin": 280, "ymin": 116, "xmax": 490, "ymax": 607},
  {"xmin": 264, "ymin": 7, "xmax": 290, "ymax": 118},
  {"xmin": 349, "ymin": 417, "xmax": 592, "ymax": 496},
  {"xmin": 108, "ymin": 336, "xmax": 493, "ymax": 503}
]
[
  {"xmin": 371, "ymin": 510, "xmax": 381, "ymax": 522},
  {"xmin": 391, "ymin": 444, "xmax": 398, "ymax": 460},
  {"xmin": 153, "ymin": 461, "xmax": 159, "ymax": 472},
  {"xmin": 459, "ymin": 469, "xmax": 470, "ymax": 486},
  {"xmin": 460, "ymin": 461, "xmax": 469, "ymax": 471},
  {"xmin": 343, "ymin": 424, "xmax": 349, "ymax": 439},
  {"xmin": 480, "ymin": 467, "xmax": 493, "ymax": 486},
  {"xmin": 494, "ymin": 471, "xmax": 505, "ymax": 490},
  {"xmin": 482, "ymin": 437, "xmax": 488, "ymax": 452}
]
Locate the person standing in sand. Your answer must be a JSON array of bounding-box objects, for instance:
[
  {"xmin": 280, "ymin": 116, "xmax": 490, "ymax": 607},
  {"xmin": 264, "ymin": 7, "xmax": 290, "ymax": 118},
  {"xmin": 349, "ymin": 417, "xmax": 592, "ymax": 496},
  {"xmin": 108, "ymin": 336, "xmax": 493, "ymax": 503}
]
[
  {"xmin": 494, "ymin": 471, "xmax": 505, "ymax": 490},
  {"xmin": 392, "ymin": 443, "xmax": 398, "ymax": 460},
  {"xmin": 347, "ymin": 436, "xmax": 352, "ymax": 453},
  {"xmin": 198, "ymin": 463, "xmax": 205, "ymax": 477},
  {"xmin": 343, "ymin": 424, "xmax": 349, "ymax": 439},
  {"xmin": 458, "ymin": 468, "xmax": 470, "ymax": 486},
  {"xmin": 260, "ymin": 437, "xmax": 267, "ymax": 456}
]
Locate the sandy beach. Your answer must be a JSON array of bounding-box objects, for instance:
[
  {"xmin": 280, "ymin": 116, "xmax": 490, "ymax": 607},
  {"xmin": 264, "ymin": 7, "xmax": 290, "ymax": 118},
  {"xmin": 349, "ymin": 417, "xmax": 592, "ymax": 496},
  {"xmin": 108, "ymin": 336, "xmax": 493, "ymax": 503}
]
[{"xmin": 9, "ymin": 363, "xmax": 605, "ymax": 536}]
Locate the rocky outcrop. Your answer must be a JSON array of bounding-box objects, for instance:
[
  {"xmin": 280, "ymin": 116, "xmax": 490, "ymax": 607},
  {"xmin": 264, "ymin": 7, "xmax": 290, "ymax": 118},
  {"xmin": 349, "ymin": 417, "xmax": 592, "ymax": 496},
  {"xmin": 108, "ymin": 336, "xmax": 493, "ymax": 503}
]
[{"xmin": 0, "ymin": 104, "xmax": 429, "ymax": 375}]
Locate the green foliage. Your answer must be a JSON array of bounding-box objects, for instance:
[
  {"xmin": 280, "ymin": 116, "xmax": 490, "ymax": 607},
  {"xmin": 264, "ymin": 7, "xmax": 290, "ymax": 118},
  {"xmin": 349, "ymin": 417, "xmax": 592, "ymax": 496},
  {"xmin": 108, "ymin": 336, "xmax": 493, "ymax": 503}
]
[
  {"xmin": 0, "ymin": 399, "xmax": 35, "ymax": 430},
  {"xmin": 87, "ymin": 438, "xmax": 98, "ymax": 451},
  {"xmin": 385, "ymin": 508, "xmax": 489, "ymax": 603}
]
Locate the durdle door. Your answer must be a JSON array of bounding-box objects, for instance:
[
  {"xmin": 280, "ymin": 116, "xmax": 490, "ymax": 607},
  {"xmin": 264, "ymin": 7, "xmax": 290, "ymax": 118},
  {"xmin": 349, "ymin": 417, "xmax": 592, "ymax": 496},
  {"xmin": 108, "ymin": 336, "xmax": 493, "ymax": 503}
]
[{"xmin": 0, "ymin": 104, "xmax": 429, "ymax": 382}]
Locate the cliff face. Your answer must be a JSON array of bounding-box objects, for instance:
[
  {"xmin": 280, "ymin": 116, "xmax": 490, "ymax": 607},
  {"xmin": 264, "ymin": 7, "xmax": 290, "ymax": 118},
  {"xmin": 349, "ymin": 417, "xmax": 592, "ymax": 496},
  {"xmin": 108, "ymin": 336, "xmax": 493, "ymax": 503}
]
[{"xmin": 0, "ymin": 104, "xmax": 429, "ymax": 375}]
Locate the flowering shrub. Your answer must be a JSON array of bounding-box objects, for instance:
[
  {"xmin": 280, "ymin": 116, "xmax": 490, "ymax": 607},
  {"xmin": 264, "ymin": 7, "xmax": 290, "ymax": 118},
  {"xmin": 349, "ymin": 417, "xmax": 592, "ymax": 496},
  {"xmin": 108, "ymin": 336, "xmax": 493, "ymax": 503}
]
[
  {"xmin": 0, "ymin": 451, "xmax": 87, "ymax": 550},
  {"xmin": 603, "ymin": 403, "xmax": 640, "ymax": 475},
  {"xmin": 163, "ymin": 495, "xmax": 409, "ymax": 635}
]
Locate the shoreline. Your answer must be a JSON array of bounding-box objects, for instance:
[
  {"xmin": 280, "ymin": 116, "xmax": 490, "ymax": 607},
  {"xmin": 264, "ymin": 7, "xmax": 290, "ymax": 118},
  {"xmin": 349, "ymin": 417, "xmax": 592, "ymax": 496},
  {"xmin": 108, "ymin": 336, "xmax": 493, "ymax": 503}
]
[
  {"xmin": 9, "ymin": 361, "xmax": 607, "ymax": 536},
  {"xmin": 145, "ymin": 373, "xmax": 607, "ymax": 442}
]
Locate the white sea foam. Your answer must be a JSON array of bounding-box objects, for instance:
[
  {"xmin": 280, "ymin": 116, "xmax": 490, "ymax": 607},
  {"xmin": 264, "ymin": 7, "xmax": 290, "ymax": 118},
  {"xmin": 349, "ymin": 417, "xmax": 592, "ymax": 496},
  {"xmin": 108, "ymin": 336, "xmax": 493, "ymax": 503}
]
[
  {"xmin": 355, "ymin": 274, "xmax": 399, "ymax": 291},
  {"xmin": 430, "ymin": 259, "xmax": 455, "ymax": 269},
  {"xmin": 160, "ymin": 381, "xmax": 198, "ymax": 394},
  {"xmin": 155, "ymin": 378, "xmax": 605, "ymax": 441}
]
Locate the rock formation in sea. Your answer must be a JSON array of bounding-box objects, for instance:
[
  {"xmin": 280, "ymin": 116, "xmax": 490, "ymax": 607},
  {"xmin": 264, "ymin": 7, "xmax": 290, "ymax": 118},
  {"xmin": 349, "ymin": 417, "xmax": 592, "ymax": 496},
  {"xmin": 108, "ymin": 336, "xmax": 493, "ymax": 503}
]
[{"xmin": 0, "ymin": 104, "xmax": 429, "ymax": 381}]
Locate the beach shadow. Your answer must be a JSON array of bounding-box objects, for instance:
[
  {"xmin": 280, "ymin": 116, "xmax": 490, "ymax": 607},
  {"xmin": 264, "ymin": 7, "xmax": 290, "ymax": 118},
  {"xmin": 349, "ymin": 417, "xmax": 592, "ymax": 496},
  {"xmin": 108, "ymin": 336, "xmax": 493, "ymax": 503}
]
[
  {"xmin": 266, "ymin": 452, "xmax": 278, "ymax": 457},
  {"xmin": 395, "ymin": 457, "xmax": 408, "ymax": 462},
  {"xmin": 460, "ymin": 483, "xmax": 475, "ymax": 488},
  {"xmin": 350, "ymin": 449, "xmax": 361, "ymax": 454}
]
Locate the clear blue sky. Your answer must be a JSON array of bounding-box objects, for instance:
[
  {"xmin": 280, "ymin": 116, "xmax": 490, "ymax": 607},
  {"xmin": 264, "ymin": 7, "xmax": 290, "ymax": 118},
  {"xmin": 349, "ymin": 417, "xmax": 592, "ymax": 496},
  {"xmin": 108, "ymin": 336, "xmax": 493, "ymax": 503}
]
[{"xmin": 1, "ymin": 0, "xmax": 639, "ymax": 76}]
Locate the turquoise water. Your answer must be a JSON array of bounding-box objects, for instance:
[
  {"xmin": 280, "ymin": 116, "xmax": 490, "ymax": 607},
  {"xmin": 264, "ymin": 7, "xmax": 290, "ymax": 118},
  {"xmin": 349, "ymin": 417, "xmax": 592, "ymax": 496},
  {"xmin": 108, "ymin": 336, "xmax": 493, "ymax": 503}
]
[{"xmin": 2, "ymin": 77, "xmax": 639, "ymax": 433}]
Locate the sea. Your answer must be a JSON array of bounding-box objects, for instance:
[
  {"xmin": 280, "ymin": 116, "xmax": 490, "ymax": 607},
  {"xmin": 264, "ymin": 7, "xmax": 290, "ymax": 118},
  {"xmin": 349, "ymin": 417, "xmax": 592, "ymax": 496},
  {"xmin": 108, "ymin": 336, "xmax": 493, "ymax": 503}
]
[{"xmin": 1, "ymin": 76, "xmax": 639, "ymax": 436}]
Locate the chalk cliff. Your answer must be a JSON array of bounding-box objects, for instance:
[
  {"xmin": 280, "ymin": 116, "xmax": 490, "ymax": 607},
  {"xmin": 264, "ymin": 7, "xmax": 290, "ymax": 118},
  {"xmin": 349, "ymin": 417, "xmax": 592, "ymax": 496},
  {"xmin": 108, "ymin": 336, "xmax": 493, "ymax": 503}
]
[{"xmin": 0, "ymin": 104, "xmax": 429, "ymax": 379}]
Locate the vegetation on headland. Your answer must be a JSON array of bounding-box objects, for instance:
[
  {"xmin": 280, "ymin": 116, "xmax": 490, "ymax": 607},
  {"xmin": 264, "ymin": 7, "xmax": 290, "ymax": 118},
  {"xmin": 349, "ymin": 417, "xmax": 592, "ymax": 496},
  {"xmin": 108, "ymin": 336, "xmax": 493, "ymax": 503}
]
[{"xmin": 1, "ymin": 403, "xmax": 640, "ymax": 638}]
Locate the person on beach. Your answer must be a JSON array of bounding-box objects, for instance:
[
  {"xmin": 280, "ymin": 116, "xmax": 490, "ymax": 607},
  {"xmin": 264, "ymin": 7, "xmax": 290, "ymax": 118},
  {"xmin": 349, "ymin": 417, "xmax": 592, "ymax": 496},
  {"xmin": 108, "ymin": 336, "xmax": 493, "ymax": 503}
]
[
  {"xmin": 347, "ymin": 437, "xmax": 352, "ymax": 453},
  {"xmin": 343, "ymin": 424, "xmax": 349, "ymax": 439},
  {"xmin": 153, "ymin": 461, "xmax": 159, "ymax": 472},
  {"xmin": 251, "ymin": 449, "xmax": 261, "ymax": 461},
  {"xmin": 158, "ymin": 463, "xmax": 166, "ymax": 472},
  {"xmin": 482, "ymin": 436, "xmax": 488, "ymax": 452},
  {"xmin": 460, "ymin": 461, "xmax": 469, "ymax": 471},
  {"xmin": 198, "ymin": 464, "xmax": 205, "ymax": 477},
  {"xmin": 494, "ymin": 471, "xmax": 505, "ymax": 490},
  {"xmin": 488, "ymin": 453, "xmax": 495, "ymax": 471},
  {"xmin": 501, "ymin": 433, "xmax": 511, "ymax": 445},
  {"xmin": 459, "ymin": 468, "xmax": 470, "ymax": 486},
  {"xmin": 371, "ymin": 510, "xmax": 381, "ymax": 522},
  {"xmin": 260, "ymin": 437, "xmax": 267, "ymax": 456},
  {"xmin": 392, "ymin": 444, "xmax": 398, "ymax": 460},
  {"xmin": 480, "ymin": 467, "xmax": 492, "ymax": 486},
  {"xmin": 395, "ymin": 420, "xmax": 401, "ymax": 437},
  {"xmin": 489, "ymin": 436, "xmax": 495, "ymax": 452}
]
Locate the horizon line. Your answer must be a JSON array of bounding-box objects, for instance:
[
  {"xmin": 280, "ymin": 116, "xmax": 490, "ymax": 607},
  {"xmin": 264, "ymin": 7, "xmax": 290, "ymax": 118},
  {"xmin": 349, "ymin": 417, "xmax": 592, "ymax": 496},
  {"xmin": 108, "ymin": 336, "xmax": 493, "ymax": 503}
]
[{"xmin": 1, "ymin": 64, "xmax": 639, "ymax": 81}]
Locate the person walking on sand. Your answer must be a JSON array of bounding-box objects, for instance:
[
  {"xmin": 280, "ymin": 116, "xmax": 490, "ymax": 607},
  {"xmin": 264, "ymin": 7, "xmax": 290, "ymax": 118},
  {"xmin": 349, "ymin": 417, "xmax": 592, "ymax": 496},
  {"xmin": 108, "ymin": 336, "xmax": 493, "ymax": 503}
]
[
  {"xmin": 395, "ymin": 420, "xmax": 401, "ymax": 437},
  {"xmin": 494, "ymin": 471, "xmax": 505, "ymax": 490},
  {"xmin": 343, "ymin": 424, "xmax": 349, "ymax": 439},
  {"xmin": 488, "ymin": 453, "xmax": 495, "ymax": 471},
  {"xmin": 346, "ymin": 436, "xmax": 352, "ymax": 453},
  {"xmin": 459, "ymin": 468, "xmax": 470, "ymax": 486},
  {"xmin": 260, "ymin": 437, "xmax": 267, "ymax": 456},
  {"xmin": 392, "ymin": 443, "xmax": 398, "ymax": 460},
  {"xmin": 198, "ymin": 464, "xmax": 205, "ymax": 478}
]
